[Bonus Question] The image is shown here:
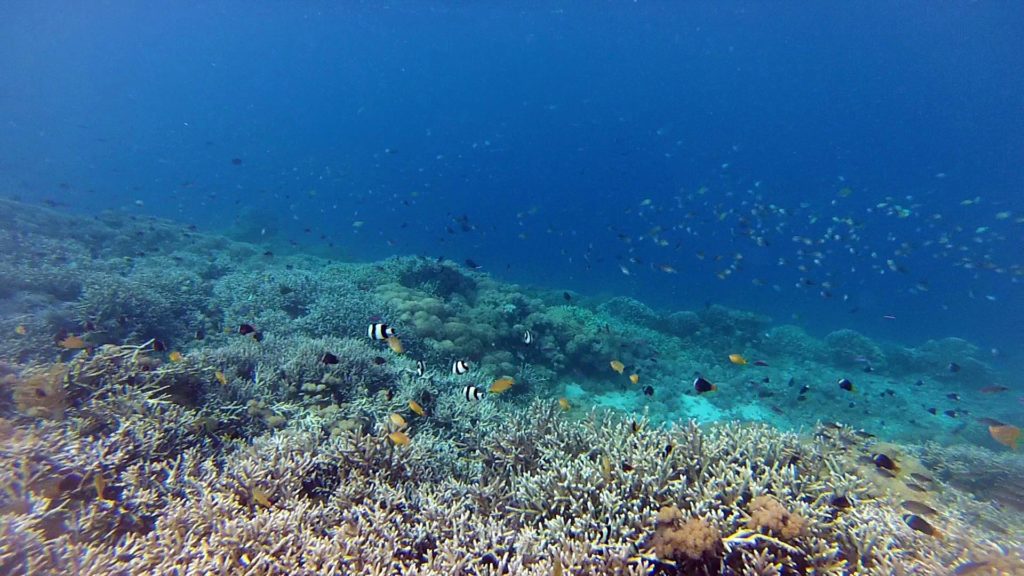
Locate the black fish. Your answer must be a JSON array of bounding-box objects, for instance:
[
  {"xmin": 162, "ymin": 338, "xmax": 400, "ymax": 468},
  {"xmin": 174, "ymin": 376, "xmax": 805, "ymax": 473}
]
[
  {"xmin": 872, "ymin": 453, "xmax": 898, "ymax": 471},
  {"xmin": 946, "ymin": 393, "xmax": 960, "ymax": 401},
  {"xmin": 321, "ymin": 352, "xmax": 339, "ymax": 365},
  {"xmin": 563, "ymin": 291, "xmax": 572, "ymax": 302},
  {"xmin": 693, "ymin": 377, "xmax": 716, "ymax": 394},
  {"xmin": 948, "ymin": 362, "xmax": 961, "ymax": 373},
  {"xmin": 830, "ymin": 494, "xmax": 852, "ymax": 509},
  {"xmin": 927, "ymin": 407, "xmax": 937, "ymax": 415},
  {"xmin": 250, "ymin": 331, "xmax": 264, "ymax": 342},
  {"xmin": 194, "ymin": 329, "xmax": 205, "ymax": 340},
  {"xmin": 464, "ymin": 259, "xmax": 482, "ymax": 269},
  {"xmin": 798, "ymin": 384, "xmax": 810, "ymax": 395},
  {"xmin": 903, "ymin": 514, "xmax": 940, "ymax": 537},
  {"xmin": 373, "ymin": 356, "xmax": 387, "ymax": 365},
  {"xmin": 838, "ymin": 378, "xmax": 855, "ymax": 392},
  {"xmin": 152, "ymin": 339, "xmax": 167, "ymax": 352},
  {"xmin": 231, "ymin": 158, "xmax": 243, "ymax": 165},
  {"xmin": 239, "ymin": 324, "xmax": 256, "ymax": 336},
  {"xmin": 643, "ymin": 385, "xmax": 654, "ymax": 396}
]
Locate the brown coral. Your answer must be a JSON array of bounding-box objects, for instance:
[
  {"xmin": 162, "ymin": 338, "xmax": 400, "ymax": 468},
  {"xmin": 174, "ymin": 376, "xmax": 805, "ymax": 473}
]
[
  {"xmin": 651, "ymin": 505, "xmax": 722, "ymax": 562},
  {"xmin": 6, "ymin": 363, "xmax": 70, "ymax": 419},
  {"xmin": 746, "ymin": 495, "xmax": 806, "ymax": 540}
]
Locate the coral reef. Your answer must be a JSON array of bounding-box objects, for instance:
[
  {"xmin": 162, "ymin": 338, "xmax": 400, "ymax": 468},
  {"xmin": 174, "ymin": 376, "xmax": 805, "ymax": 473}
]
[
  {"xmin": 746, "ymin": 495, "xmax": 806, "ymax": 540},
  {"xmin": 0, "ymin": 199, "xmax": 1020, "ymax": 575},
  {"xmin": 5, "ymin": 363, "xmax": 70, "ymax": 419},
  {"xmin": 650, "ymin": 506, "xmax": 723, "ymax": 564},
  {"xmin": 823, "ymin": 329, "xmax": 886, "ymax": 369},
  {"xmin": 2, "ymin": 346, "xmax": 1017, "ymax": 576}
]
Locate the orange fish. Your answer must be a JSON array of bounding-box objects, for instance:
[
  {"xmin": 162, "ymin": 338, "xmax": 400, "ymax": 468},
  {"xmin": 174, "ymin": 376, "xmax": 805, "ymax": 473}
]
[
  {"xmin": 58, "ymin": 334, "xmax": 87, "ymax": 349},
  {"xmin": 14, "ymin": 325, "xmax": 27, "ymax": 335},
  {"xmin": 489, "ymin": 377, "xmax": 514, "ymax": 394},
  {"xmin": 214, "ymin": 371, "xmax": 228, "ymax": 386},
  {"xmin": 629, "ymin": 374, "xmax": 640, "ymax": 385},
  {"xmin": 610, "ymin": 360, "xmax": 625, "ymax": 374},
  {"xmin": 989, "ymin": 424, "xmax": 1020, "ymax": 450},
  {"xmin": 409, "ymin": 400, "xmax": 425, "ymax": 417},
  {"xmin": 387, "ymin": 336, "xmax": 404, "ymax": 355},
  {"xmin": 728, "ymin": 354, "xmax": 747, "ymax": 365},
  {"xmin": 558, "ymin": 398, "xmax": 571, "ymax": 411},
  {"xmin": 169, "ymin": 351, "xmax": 184, "ymax": 362},
  {"xmin": 389, "ymin": 413, "xmax": 407, "ymax": 428},
  {"xmin": 388, "ymin": 431, "xmax": 411, "ymax": 446}
]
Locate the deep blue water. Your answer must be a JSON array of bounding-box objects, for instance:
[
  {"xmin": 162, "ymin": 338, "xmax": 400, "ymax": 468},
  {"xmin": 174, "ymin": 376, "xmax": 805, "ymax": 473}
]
[{"xmin": 2, "ymin": 2, "xmax": 1022, "ymax": 365}]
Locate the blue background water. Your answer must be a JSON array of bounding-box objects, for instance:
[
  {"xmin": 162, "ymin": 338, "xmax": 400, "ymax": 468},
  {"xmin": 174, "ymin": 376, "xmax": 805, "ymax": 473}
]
[{"xmin": 1, "ymin": 2, "xmax": 1022, "ymax": 364}]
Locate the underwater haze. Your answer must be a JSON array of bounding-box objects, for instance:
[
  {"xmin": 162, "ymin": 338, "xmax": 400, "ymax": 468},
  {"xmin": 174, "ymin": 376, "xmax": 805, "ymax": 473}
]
[
  {"xmin": 1, "ymin": 3, "xmax": 1024, "ymax": 575},
  {"xmin": 2, "ymin": 2, "xmax": 1023, "ymax": 352}
]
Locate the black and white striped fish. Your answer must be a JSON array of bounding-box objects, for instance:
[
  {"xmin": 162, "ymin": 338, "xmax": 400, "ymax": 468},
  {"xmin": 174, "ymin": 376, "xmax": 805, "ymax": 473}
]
[
  {"xmin": 368, "ymin": 323, "xmax": 396, "ymax": 340},
  {"xmin": 463, "ymin": 386, "xmax": 485, "ymax": 401},
  {"xmin": 452, "ymin": 360, "xmax": 470, "ymax": 375},
  {"xmin": 416, "ymin": 359, "xmax": 426, "ymax": 378},
  {"xmin": 523, "ymin": 330, "xmax": 533, "ymax": 345}
]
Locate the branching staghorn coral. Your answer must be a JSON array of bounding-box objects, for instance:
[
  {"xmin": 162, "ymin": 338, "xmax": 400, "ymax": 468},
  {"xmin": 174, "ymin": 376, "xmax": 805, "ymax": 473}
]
[{"xmin": 0, "ymin": 338, "xmax": 1019, "ymax": 576}]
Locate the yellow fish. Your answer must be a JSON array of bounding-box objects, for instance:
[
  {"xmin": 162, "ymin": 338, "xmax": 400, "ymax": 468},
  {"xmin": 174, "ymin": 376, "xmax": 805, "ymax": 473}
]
[
  {"xmin": 558, "ymin": 398, "xmax": 571, "ymax": 411},
  {"xmin": 728, "ymin": 354, "xmax": 747, "ymax": 365},
  {"xmin": 388, "ymin": 431, "xmax": 411, "ymax": 446},
  {"xmin": 93, "ymin": 473, "xmax": 107, "ymax": 501},
  {"xmin": 408, "ymin": 400, "xmax": 425, "ymax": 417},
  {"xmin": 389, "ymin": 413, "xmax": 407, "ymax": 428},
  {"xmin": 610, "ymin": 360, "xmax": 625, "ymax": 374},
  {"xmin": 58, "ymin": 334, "xmax": 87, "ymax": 349},
  {"xmin": 629, "ymin": 374, "xmax": 640, "ymax": 385},
  {"xmin": 489, "ymin": 377, "xmax": 514, "ymax": 394},
  {"xmin": 14, "ymin": 325, "xmax": 27, "ymax": 335},
  {"xmin": 251, "ymin": 487, "xmax": 273, "ymax": 508},
  {"xmin": 387, "ymin": 336, "xmax": 404, "ymax": 355},
  {"xmin": 169, "ymin": 351, "xmax": 184, "ymax": 362},
  {"xmin": 989, "ymin": 425, "xmax": 1020, "ymax": 450},
  {"xmin": 214, "ymin": 370, "xmax": 228, "ymax": 386}
]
